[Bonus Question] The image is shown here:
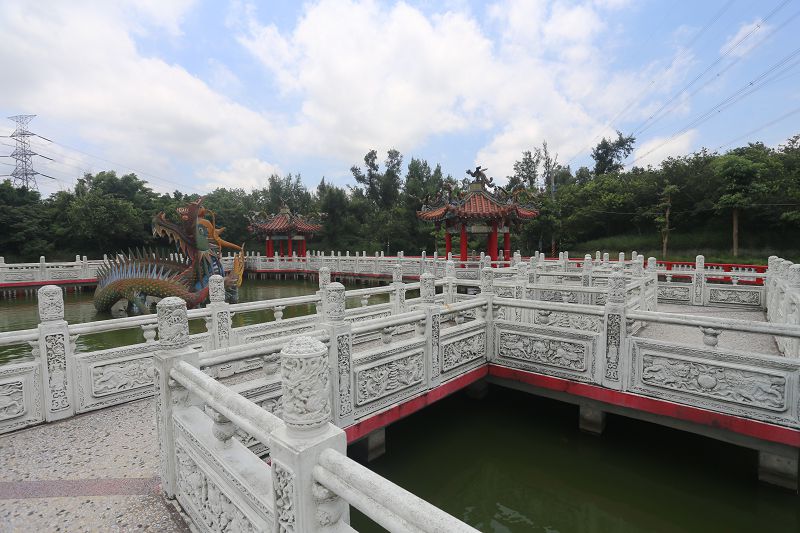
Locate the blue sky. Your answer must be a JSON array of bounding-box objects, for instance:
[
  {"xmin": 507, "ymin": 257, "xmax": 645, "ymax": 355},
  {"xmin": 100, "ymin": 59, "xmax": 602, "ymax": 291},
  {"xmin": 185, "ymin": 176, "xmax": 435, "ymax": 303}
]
[{"xmin": 1, "ymin": 0, "xmax": 798, "ymax": 196}]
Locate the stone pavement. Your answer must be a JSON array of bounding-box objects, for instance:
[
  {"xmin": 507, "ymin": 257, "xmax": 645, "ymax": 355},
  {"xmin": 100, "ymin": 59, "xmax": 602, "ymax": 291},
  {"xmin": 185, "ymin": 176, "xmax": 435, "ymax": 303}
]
[
  {"xmin": 0, "ymin": 397, "xmax": 189, "ymax": 532},
  {"xmin": 635, "ymin": 303, "xmax": 779, "ymax": 355}
]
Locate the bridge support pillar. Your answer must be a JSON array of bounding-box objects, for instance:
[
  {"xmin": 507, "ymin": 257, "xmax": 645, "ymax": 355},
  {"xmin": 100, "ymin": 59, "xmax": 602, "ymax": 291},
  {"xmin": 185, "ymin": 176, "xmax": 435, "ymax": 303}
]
[
  {"xmin": 758, "ymin": 449, "xmax": 799, "ymax": 491},
  {"xmin": 579, "ymin": 405, "xmax": 606, "ymax": 435},
  {"xmin": 351, "ymin": 428, "xmax": 386, "ymax": 463}
]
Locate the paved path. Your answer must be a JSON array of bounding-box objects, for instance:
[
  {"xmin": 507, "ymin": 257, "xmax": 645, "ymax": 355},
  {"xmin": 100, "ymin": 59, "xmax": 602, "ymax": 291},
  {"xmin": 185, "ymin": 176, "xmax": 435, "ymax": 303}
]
[
  {"xmin": 635, "ymin": 303, "xmax": 779, "ymax": 355},
  {"xmin": 0, "ymin": 397, "xmax": 189, "ymax": 532}
]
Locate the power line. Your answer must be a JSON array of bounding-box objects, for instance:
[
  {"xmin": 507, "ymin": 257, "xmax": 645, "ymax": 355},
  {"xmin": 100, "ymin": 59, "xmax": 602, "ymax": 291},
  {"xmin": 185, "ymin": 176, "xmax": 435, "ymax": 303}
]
[
  {"xmin": 33, "ymin": 136, "xmax": 205, "ymax": 194},
  {"xmin": 629, "ymin": 45, "xmax": 800, "ymax": 167},
  {"xmin": 629, "ymin": 0, "xmax": 793, "ymax": 138},
  {"xmin": 715, "ymin": 106, "xmax": 800, "ymax": 151},
  {"xmin": 633, "ymin": 6, "xmax": 800, "ymax": 139},
  {"xmin": 563, "ymin": 0, "xmax": 736, "ymax": 167}
]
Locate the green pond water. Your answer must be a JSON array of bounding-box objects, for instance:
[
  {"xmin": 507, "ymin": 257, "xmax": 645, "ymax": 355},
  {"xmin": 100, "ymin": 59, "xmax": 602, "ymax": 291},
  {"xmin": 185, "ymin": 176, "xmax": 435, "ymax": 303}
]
[
  {"xmin": 1, "ymin": 279, "xmax": 797, "ymax": 531},
  {"xmin": 350, "ymin": 386, "xmax": 800, "ymax": 533},
  {"xmin": 0, "ymin": 278, "xmax": 390, "ymax": 364}
]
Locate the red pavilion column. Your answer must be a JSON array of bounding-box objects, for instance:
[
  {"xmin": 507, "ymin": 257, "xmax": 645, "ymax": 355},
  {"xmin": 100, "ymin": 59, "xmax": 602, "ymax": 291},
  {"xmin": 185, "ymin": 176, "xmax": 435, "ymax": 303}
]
[
  {"xmin": 300, "ymin": 237, "xmax": 306, "ymax": 257},
  {"xmin": 489, "ymin": 221, "xmax": 499, "ymax": 264},
  {"xmin": 503, "ymin": 227, "xmax": 511, "ymax": 262},
  {"xmin": 445, "ymin": 231, "xmax": 452, "ymax": 257},
  {"xmin": 279, "ymin": 240, "xmax": 284, "ymax": 256},
  {"xmin": 288, "ymin": 237, "xmax": 293, "ymax": 256},
  {"xmin": 460, "ymin": 223, "xmax": 468, "ymax": 263},
  {"xmin": 267, "ymin": 237, "xmax": 274, "ymax": 257}
]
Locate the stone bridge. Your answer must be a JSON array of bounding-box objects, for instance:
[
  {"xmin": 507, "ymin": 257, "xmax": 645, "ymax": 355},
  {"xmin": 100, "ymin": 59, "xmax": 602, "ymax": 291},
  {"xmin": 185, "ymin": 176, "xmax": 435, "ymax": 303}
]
[{"xmin": 1, "ymin": 252, "xmax": 798, "ymax": 531}]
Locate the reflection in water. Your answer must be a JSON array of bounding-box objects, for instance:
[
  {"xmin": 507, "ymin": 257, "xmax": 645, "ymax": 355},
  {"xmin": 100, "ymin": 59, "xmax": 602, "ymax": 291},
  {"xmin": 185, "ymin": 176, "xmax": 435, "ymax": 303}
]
[
  {"xmin": 0, "ymin": 278, "xmax": 387, "ymax": 364},
  {"xmin": 350, "ymin": 386, "xmax": 799, "ymax": 533}
]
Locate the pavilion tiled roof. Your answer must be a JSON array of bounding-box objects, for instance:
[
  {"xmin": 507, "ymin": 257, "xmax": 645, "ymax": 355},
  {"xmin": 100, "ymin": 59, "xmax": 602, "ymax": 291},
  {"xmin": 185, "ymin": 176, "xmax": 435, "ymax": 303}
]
[
  {"xmin": 417, "ymin": 186, "xmax": 538, "ymax": 223},
  {"xmin": 248, "ymin": 208, "xmax": 322, "ymax": 236}
]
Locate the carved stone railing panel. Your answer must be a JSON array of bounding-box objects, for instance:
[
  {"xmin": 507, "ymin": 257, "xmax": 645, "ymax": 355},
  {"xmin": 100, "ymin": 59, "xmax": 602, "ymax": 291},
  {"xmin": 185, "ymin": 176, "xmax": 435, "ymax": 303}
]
[
  {"xmin": 74, "ymin": 343, "xmax": 156, "ymax": 413},
  {"xmin": 173, "ymin": 408, "xmax": 274, "ymax": 532},
  {"xmin": 494, "ymin": 321, "xmax": 600, "ymax": 383},
  {"xmin": 706, "ymin": 286, "xmax": 763, "ymax": 307},
  {"xmin": 657, "ymin": 283, "xmax": 692, "ymax": 302},
  {"xmin": 351, "ymin": 339, "xmax": 426, "ymax": 418},
  {"xmin": 0, "ymin": 360, "xmax": 43, "ymax": 434},
  {"xmin": 628, "ymin": 338, "xmax": 799, "ymax": 428},
  {"xmin": 440, "ymin": 323, "xmax": 487, "ymax": 377}
]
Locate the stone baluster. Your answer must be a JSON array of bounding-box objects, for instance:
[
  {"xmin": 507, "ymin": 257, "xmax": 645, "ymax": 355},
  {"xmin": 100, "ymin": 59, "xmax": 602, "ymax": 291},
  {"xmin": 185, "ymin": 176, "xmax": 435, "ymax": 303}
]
[
  {"xmin": 321, "ymin": 282, "xmax": 354, "ymax": 427},
  {"xmin": 512, "ymin": 251, "xmax": 521, "ymax": 266},
  {"xmin": 274, "ymin": 305, "xmax": 285, "ymax": 321},
  {"xmin": 602, "ymin": 252, "xmax": 609, "ymax": 268},
  {"xmin": 444, "ymin": 260, "xmax": 457, "ymax": 304},
  {"xmin": 206, "ymin": 274, "xmax": 233, "ymax": 351},
  {"xmin": 270, "ymin": 336, "xmax": 349, "ymax": 533},
  {"xmin": 390, "ymin": 264, "xmax": 406, "ymax": 315},
  {"xmin": 693, "ymin": 254, "xmax": 705, "ymax": 306},
  {"xmin": 632, "ymin": 251, "xmax": 638, "ymax": 262},
  {"xmin": 787, "ymin": 264, "xmax": 800, "ymax": 357},
  {"xmin": 39, "ymin": 255, "xmax": 46, "ymax": 280},
  {"xmin": 153, "ymin": 297, "xmax": 199, "ymax": 498},
  {"xmin": 601, "ymin": 264, "xmax": 627, "ymax": 390},
  {"xmin": 141, "ymin": 323, "xmax": 158, "ymax": 343},
  {"xmin": 581, "ymin": 254, "xmax": 593, "ymax": 305},
  {"xmin": 36, "ymin": 285, "xmax": 77, "ymax": 422},
  {"xmin": 700, "ymin": 327, "xmax": 721, "ymax": 348},
  {"xmin": 317, "ymin": 267, "xmax": 331, "ymax": 322},
  {"xmin": 618, "ymin": 251, "xmax": 625, "ymax": 264},
  {"xmin": 420, "ymin": 272, "xmax": 442, "ymax": 387},
  {"xmin": 595, "ymin": 250, "xmax": 601, "ymax": 267},
  {"xmin": 563, "ymin": 250, "xmax": 570, "ymax": 271}
]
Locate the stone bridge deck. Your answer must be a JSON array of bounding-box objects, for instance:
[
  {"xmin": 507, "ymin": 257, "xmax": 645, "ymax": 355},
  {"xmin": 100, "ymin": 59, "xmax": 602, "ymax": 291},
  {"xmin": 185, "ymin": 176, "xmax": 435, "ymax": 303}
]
[{"xmin": 0, "ymin": 305, "xmax": 788, "ymax": 532}]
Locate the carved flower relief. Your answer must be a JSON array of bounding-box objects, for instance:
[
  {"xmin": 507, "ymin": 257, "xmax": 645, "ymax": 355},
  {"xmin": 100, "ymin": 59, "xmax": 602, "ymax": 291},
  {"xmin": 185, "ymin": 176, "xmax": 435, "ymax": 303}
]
[
  {"xmin": 326, "ymin": 288, "xmax": 345, "ymax": 321},
  {"xmin": 337, "ymin": 335, "xmax": 353, "ymax": 416},
  {"xmin": 709, "ymin": 288, "xmax": 760, "ymax": 305},
  {"xmin": 658, "ymin": 286, "xmax": 690, "ymax": 300},
  {"xmin": 641, "ymin": 355, "xmax": 786, "ymax": 410},
  {"xmin": 0, "ymin": 381, "xmax": 26, "ymax": 420},
  {"xmin": 281, "ymin": 357, "xmax": 331, "ymax": 429},
  {"xmin": 273, "ymin": 462, "xmax": 296, "ymax": 533},
  {"xmin": 45, "ymin": 334, "xmax": 70, "ymax": 411}
]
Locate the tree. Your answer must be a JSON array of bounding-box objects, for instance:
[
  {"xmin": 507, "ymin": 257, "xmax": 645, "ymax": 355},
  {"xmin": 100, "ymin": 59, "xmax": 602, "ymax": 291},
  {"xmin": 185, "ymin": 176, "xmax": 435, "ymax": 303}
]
[
  {"xmin": 712, "ymin": 154, "xmax": 763, "ymax": 257},
  {"xmin": 510, "ymin": 149, "xmax": 542, "ymax": 189},
  {"xmin": 591, "ymin": 131, "xmax": 636, "ymax": 176},
  {"xmin": 654, "ymin": 182, "xmax": 680, "ymax": 258}
]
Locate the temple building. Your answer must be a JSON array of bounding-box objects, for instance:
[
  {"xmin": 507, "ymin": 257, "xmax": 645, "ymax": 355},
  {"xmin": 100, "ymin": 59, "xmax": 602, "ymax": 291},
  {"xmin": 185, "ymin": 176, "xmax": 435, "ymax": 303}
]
[
  {"xmin": 248, "ymin": 204, "xmax": 322, "ymax": 257},
  {"xmin": 417, "ymin": 167, "xmax": 538, "ymax": 262}
]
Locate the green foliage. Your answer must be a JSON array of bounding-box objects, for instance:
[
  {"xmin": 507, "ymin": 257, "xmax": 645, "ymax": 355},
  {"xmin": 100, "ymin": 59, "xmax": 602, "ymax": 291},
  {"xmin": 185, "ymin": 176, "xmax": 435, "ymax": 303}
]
[{"xmin": 1, "ymin": 132, "xmax": 799, "ymax": 263}]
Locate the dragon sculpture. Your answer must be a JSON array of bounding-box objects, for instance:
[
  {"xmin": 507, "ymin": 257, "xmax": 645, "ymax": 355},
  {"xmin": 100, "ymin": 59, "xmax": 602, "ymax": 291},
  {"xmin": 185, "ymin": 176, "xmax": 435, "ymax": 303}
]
[{"xmin": 94, "ymin": 198, "xmax": 245, "ymax": 314}]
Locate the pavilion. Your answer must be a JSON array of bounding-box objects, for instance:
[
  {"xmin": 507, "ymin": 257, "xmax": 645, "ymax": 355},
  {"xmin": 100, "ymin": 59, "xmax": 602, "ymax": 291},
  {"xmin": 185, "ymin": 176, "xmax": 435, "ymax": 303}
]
[
  {"xmin": 248, "ymin": 204, "xmax": 322, "ymax": 257},
  {"xmin": 416, "ymin": 168, "xmax": 538, "ymax": 262}
]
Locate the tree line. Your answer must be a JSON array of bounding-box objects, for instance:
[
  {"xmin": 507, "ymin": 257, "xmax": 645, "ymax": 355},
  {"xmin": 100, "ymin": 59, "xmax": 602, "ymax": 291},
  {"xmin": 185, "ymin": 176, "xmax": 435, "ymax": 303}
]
[{"xmin": 1, "ymin": 132, "xmax": 798, "ymax": 263}]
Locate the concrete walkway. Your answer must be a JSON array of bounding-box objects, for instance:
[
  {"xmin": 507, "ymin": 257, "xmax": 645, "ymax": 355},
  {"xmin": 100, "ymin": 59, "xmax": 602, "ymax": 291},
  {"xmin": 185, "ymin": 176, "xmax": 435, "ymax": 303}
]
[{"xmin": 0, "ymin": 397, "xmax": 189, "ymax": 532}]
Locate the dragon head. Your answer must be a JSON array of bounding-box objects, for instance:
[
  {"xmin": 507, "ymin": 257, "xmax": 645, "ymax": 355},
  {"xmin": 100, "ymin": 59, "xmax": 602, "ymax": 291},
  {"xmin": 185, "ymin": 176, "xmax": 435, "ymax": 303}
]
[{"xmin": 152, "ymin": 197, "xmax": 206, "ymax": 256}]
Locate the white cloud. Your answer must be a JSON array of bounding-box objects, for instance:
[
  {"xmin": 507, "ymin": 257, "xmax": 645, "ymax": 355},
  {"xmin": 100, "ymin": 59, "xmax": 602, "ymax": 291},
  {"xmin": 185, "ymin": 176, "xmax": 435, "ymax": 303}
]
[
  {"xmin": 631, "ymin": 129, "xmax": 697, "ymax": 168},
  {"xmin": 200, "ymin": 158, "xmax": 282, "ymax": 191},
  {"xmin": 720, "ymin": 19, "xmax": 771, "ymax": 58},
  {"xmin": 0, "ymin": 0, "xmax": 276, "ymax": 192},
  {"xmin": 237, "ymin": 0, "xmax": 684, "ymax": 179}
]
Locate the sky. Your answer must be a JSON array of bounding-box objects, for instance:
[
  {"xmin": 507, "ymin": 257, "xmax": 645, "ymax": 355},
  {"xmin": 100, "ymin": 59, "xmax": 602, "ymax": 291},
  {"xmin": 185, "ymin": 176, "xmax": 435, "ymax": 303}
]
[{"xmin": 1, "ymin": 0, "xmax": 799, "ymax": 197}]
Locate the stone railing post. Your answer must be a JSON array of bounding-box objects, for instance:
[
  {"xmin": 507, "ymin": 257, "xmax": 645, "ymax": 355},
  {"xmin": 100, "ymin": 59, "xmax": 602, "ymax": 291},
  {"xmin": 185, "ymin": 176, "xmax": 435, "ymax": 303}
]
[
  {"xmin": 390, "ymin": 264, "xmax": 406, "ymax": 315},
  {"xmin": 693, "ymin": 254, "xmax": 705, "ymax": 306},
  {"xmin": 601, "ymin": 264, "xmax": 627, "ymax": 390},
  {"xmin": 206, "ymin": 275, "xmax": 232, "ymax": 350},
  {"xmin": 420, "ymin": 273, "xmax": 442, "ymax": 387},
  {"xmin": 602, "ymin": 252, "xmax": 609, "ymax": 268},
  {"xmin": 39, "ymin": 255, "xmax": 47, "ymax": 281},
  {"xmin": 514, "ymin": 263, "xmax": 528, "ymax": 322},
  {"xmin": 269, "ymin": 336, "xmax": 349, "ymax": 533},
  {"xmin": 321, "ymin": 282, "xmax": 354, "ymax": 427},
  {"xmin": 647, "ymin": 256, "xmax": 658, "ymax": 311},
  {"xmin": 767, "ymin": 255, "xmax": 779, "ymax": 315},
  {"xmin": 36, "ymin": 285, "xmax": 76, "ymax": 422},
  {"xmin": 317, "ymin": 267, "xmax": 331, "ymax": 322},
  {"xmin": 481, "ymin": 267, "xmax": 496, "ymax": 362},
  {"xmin": 581, "ymin": 254, "xmax": 593, "ymax": 305},
  {"xmin": 153, "ymin": 297, "xmax": 199, "ymax": 498},
  {"xmin": 444, "ymin": 260, "xmax": 457, "ymax": 304},
  {"xmin": 512, "ymin": 251, "xmax": 521, "ymax": 266}
]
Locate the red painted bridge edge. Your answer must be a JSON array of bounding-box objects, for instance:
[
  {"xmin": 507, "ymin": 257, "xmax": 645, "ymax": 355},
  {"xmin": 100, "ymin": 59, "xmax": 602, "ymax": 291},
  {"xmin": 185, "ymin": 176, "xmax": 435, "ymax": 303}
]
[{"xmin": 344, "ymin": 364, "xmax": 800, "ymax": 448}]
